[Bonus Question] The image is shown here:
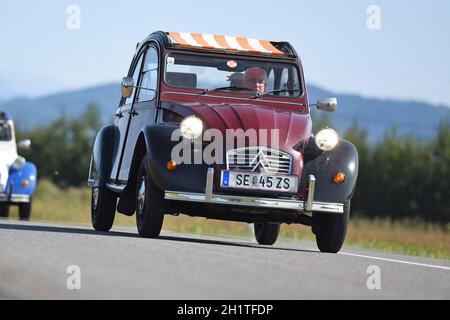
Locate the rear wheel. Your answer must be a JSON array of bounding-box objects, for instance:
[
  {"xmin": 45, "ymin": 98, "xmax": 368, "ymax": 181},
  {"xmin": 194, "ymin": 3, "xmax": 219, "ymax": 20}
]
[
  {"xmin": 313, "ymin": 201, "xmax": 350, "ymax": 253},
  {"xmin": 91, "ymin": 186, "xmax": 117, "ymax": 231},
  {"xmin": 19, "ymin": 200, "xmax": 32, "ymax": 220},
  {"xmin": 254, "ymin": 223, "xmax": 280, "ymax": 245},
  {"xmin": 135, "ymin": 156, "xmax": 165, "ymax": 238},
  {"xmin": 0, "ymin": 204, "xmax": 9, "ymax": 218}
]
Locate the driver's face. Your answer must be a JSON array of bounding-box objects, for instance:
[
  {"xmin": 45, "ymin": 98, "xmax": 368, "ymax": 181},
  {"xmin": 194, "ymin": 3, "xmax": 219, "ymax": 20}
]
[{"xmin": 244, "ymin": 77, "xmax": 267, "ymax": 94}]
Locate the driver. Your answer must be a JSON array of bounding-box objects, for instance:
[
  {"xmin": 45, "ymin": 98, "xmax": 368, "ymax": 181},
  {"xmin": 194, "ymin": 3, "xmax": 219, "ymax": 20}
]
[{"xmin": 243, "ymin": 67, "xmax": 268, "ymax": 94}]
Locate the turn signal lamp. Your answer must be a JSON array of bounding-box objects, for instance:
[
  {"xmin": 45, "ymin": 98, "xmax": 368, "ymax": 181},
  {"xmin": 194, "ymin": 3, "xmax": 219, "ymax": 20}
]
[
  {"xmin": 167, "ymin": 160, "xmax": 177, "ymax": 171},
  {"xmin": 333, "ymin": 172, "xmax": 346, "ymax": 185}
]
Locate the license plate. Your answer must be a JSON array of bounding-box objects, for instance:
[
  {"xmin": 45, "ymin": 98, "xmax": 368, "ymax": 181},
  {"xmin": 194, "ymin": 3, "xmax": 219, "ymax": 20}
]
[{"xmin": 220, "ymin": 170, "xmax": 298, "ymax": 193}]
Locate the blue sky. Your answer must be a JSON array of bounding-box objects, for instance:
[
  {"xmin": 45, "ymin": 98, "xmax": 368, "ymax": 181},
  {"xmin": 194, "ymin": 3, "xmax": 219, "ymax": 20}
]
[{"xmin": 0, "ymin": 0, "xmax": 449, "ymax": 106}]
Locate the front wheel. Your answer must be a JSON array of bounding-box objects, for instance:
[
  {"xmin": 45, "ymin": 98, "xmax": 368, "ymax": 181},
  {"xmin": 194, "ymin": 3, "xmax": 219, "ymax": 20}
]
[
  {"xmin": 91, "ymin": 186, "xmax": 117, "ymax": 231},
  {"xmin": 0, "ymin": 204, "xmax": 9, "ymax": 218},
  {"xmin": 19, "ymin": 200, "xmax": 32, "ymax": 220},
  {"xmin": 254, "ymin": 223, "xmax": 280, "ymax": 245},
  {"xmin": 135, "ymin": 156, "xmax": 165, "ymax": 238},
  {"xmin": 313, "ymin": 201, "xmax": 350, "ymax": 253}
]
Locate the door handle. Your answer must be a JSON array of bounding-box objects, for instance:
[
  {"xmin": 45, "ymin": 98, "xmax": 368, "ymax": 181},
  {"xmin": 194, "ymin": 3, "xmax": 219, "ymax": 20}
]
[
  {"xmin": 129, "ymin": 109, "xmax": 139, "ymax": 116},
  {"xmin": 115, "ymin": 111, "xmax": 123, "ymax": 119}
]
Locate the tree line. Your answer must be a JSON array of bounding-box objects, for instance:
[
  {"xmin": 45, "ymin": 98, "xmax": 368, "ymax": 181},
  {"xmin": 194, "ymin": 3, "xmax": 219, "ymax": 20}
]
[
  {"xmin": 15, "ymin": 105, "xmax": 450, "ymax": 225},
  {"xmin": 349, "ymin": 120, "xmax": 449, "ymax": 225},
  {"xmin": 314, "ymin": 112, "xmax": 450, "ymax": 226},
  {"xmin": 16, "ymin": 104, "xmax": 102, "ymax": 187}
]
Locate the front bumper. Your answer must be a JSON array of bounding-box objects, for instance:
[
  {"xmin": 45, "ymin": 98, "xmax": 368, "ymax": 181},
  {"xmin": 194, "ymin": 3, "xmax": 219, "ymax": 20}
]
[
  {"xmin": 164, "ymin": 169, "xmax": 344, "ymax": 214},
  {"xmin": 0, "ymin": 193, "xmax": 31, "ymax": 203}
]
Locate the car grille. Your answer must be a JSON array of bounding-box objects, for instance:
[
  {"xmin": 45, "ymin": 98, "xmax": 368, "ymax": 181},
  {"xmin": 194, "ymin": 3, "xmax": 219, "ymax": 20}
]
[{"xmin": 226, "ymin": 147, "xmax": 292, "ymax": 175}]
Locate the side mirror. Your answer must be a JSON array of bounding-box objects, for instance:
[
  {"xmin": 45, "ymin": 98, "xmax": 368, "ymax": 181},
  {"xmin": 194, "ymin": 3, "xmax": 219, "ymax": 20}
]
[
  {"xmin": 17, "ymin": 139, "xmax": 31, "ymax": 150},
  {"xmin": 121, "ymin": 77, "xmax": 135, "ymax": 98},
  {"xmin": 316, "ymin": 97, "xmax": 337, "ymax": 112}
]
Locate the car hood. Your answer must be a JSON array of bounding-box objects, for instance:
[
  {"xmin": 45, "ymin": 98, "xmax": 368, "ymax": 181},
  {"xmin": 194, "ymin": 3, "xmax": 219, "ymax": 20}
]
[
  {"xmin": 162, "ymin": 101, "xmax": 312, "ymax": 150},
  {"xmin": 162, "ymin": 101, "xmax": 312, "ymax": 177}
]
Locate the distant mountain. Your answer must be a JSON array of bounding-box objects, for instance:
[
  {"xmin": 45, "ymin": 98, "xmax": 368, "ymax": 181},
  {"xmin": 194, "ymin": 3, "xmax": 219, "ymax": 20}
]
[
  {"xmin": 307, "ymin": 86, "xmax": 450, "ymax": 141},
  {"xmin": 1, "ymin": 83, "xmax": 449, "ymax": 142},
  {"xmin": 0, "ymin": 83, "xmax": 121, "ymax": 129}
]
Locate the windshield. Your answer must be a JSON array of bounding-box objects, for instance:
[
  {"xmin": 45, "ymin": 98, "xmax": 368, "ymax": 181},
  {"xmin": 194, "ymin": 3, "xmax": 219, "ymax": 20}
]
[
  {"xmin": 164, "ymin": 52, "xmax": 302, "ymax": 98},
  {"xmin": 0, "ymin": 123, "xmax": 11, "ymax": 141}
]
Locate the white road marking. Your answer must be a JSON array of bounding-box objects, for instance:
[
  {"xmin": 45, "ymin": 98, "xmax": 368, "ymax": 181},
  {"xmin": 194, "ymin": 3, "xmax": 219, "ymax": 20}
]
[{"xmin": 339, "ymin": 251, "xmax": 450, "ymax": 271}]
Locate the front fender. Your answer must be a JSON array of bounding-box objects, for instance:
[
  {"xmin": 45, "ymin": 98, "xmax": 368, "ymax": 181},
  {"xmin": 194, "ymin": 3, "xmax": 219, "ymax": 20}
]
[
  {"xmin": 300, "ymin": 139, "xmax": 359, "ymax": 204},
  {"xmin": 8, "ymin": 162, "xmax": 37, "ymax": 196},
  {"xmin": 141, "ymin": 123, "xmax": 208, "ymax": 193},
  {"xmin": 88, "ymin": 124, "xmax": 118, "ymax": 187}
]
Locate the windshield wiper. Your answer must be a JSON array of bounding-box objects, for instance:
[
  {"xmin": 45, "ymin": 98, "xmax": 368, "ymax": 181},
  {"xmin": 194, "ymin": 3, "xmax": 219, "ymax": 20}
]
[
  {"xmin": 199, "ymin": 86, "xmax": 253, "ymax": 96},
  {"xmin": 252, "ymin": 89, "xmax": 302, "ymax": 99}
]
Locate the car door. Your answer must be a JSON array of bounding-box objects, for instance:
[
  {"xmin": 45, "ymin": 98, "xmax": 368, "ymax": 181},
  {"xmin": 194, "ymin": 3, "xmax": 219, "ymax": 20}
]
[
  {"xmin": 110, "ymin": 51, "xmax": 145, "ymax": 183},
  {"xmin": 116, "ymin": 45, "xmax": 159, "ymax": 183}
]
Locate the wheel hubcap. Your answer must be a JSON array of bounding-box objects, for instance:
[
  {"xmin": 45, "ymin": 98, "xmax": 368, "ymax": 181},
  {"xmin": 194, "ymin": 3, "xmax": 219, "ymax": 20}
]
[
  {"xmin": 138, "ymin": 177, "xmax": 146, "ymax": 215},
  {"xmin": 92, "ymin": 187, "xmax": 99, "ymax": 210}
]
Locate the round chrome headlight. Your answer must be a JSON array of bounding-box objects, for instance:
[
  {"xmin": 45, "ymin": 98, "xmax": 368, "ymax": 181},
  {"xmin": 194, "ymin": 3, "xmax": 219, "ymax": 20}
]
[
  {"xmin": 315, "ymin": 128, "xmax": 339, "ymax": 151},
  {"xmin": 180, "ymin": 116, "xmax": 203, "ymax": 140},
  {"xmin": 12, "ymin": 156, "xmax": 26, "ymax": 169}
]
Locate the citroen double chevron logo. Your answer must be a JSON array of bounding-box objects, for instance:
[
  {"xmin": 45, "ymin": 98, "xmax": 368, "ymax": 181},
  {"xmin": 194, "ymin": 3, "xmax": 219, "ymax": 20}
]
[
  {"xmin": 227, "ymin": 147, "xmax": 292, "ymax": 174},
  {"xmin": 249, "ymin": 149, "xmax": 271, "ymax": 173}
]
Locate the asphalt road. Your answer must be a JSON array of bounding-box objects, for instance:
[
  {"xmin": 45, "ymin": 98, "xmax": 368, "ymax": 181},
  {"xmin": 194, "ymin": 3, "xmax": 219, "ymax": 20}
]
[{"xmin": 0, "ymin": 219, "xmax": 449, "ymax": 299}]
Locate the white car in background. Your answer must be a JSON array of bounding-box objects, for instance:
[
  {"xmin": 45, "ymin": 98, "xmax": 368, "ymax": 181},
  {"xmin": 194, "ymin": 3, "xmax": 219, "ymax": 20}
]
[{"xmin": 0, "ymin": 111, "xmax": 37, "ymax": 220}]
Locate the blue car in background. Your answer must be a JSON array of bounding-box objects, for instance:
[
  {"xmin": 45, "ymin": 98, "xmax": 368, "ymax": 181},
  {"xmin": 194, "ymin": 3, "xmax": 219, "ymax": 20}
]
[{"xmin": 0, "ymin": 112, "xmax": 37, "ymax": 220}]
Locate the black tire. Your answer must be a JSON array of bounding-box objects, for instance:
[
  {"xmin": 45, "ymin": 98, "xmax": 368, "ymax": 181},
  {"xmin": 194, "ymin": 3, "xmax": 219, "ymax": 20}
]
[
  {"xmin": 0, "ymin": 204, "xmax": 9, "ymax": 218},
  {"xmin": 254, "ymin": 222, "xmax": 280, "ymax": 245},
  {"xmin": 135, "ymin": 156, "xmax": 165, "ymax": 238},
  {"xmin": 313, "ymin": 201, "xmax": 350, "ymax": 253},
  {"xmin": 91, "ymin": 186, "xmax": 117, "ymax": 231},
  {"xmin": 19, "ymin": 200, "xmax": 32, "ymax": 220}
]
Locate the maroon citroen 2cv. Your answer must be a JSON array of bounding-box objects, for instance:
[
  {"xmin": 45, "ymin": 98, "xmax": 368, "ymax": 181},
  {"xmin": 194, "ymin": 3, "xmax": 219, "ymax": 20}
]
[{"xmin": 88, "ymin": 31, "xmax": 358, "ymax": 253}]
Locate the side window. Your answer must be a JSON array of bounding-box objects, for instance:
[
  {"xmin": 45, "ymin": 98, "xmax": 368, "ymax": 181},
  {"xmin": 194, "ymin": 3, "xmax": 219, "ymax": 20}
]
[
  {"xmin": 124, "ymin": 54, "xmax": 144, "ymax": 105},
  {"xmin": 136, "ymin": 47, "xmax": 158, "ymax": 102},
  {"xmin": 278, "ymin": 67, "xmax": 300, "ymax": 97},
  {"xmin": 280, "ymin": 68, "xmax": 289, "ymax": 91},
  {"xmin": 0, "ymin": 123, "xmax": 12, "ymax": 141},
  {"xmin": 267, "ymin": 69, "xmax": 275, "ymax": 92}
]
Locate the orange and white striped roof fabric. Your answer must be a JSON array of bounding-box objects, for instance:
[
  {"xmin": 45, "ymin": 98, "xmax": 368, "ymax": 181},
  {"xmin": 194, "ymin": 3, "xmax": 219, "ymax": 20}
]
[{"xmin": 168, "ymin": 32, "xmax": 284, "ymax": 55}]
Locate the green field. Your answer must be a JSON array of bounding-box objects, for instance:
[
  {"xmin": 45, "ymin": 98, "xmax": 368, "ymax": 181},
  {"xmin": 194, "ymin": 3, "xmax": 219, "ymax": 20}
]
[{"xmin": 6, "ymin": 180, "xmax": 450, "ymax": 260}]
